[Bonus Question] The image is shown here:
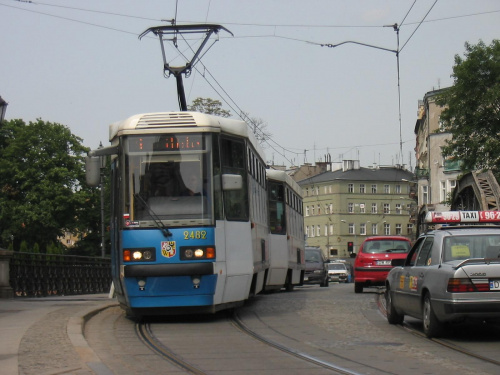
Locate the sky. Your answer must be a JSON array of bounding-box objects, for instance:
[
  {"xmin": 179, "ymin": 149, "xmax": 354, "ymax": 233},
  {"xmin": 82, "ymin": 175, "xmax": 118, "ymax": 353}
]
[{"xmin": 1, "ymin": 0, "xmax": 499, "ymax": 169}]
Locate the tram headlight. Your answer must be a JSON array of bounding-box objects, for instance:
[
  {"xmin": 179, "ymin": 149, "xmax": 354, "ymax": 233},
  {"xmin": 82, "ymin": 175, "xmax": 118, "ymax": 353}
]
[
  {"xmin": 123, "ymin": 247, "xmax": 156, "ymax": 262},
  {"xmin": 180, "ymin": 246, "xmax": 216, "ymax": 260}
]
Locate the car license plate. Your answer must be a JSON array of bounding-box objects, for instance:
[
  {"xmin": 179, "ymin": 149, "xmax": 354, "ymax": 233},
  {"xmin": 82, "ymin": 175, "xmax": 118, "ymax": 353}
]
[
  {"xmin": 490, "ymin": 279, "xmax": 500, "ymax": 290},
  {"xmin": 376, "ymin": 260, "xmax": 391, "ymax": 266}
]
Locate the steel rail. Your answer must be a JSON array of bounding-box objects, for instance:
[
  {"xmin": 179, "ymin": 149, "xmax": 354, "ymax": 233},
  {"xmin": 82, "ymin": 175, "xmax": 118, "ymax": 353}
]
[
  {"xmin": 135, "ymin": 322, "xmax": 207, "ymax": 375},
  {"xmin": 231, "ymin": 311, "xmax": 364, "ymax": 375},
  {"xmin": 377, "ymin": 293, "xmax": 500, "ymax": 368}
]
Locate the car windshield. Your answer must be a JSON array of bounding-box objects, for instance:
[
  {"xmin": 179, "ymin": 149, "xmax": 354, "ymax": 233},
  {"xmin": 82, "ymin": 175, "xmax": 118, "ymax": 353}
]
[
  {"xmin": 328, "ymin": 263, "xmax": 346, "ymax": 270},
  {"xmin": 363, "ymin": 240, "xmax": 410, "ymax": 254},
  {"xmin": 305, "ymin": 251, "xmax": 322, "ymax": 262},
  {"xmin": 443, "ymin": 234, "xmax": 500, "ymax": 262}
]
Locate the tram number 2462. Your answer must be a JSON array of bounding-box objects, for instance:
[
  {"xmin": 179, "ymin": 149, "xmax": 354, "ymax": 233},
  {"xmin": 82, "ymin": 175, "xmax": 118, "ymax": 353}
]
[{"xmin": 183, "ymin": 230, "xmax": 208, "ymax": 240}]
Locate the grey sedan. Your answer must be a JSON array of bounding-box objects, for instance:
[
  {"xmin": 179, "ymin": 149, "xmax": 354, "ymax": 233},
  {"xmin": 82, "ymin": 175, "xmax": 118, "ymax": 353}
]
[{"xmin": 385, "ymin": 214, "xmax": 500, "ymax": 338}]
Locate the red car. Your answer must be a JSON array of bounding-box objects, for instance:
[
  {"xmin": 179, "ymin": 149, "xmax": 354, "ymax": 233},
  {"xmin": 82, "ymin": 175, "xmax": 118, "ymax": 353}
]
[{"xmin": 354, "ymin": 236, "xmax": 411, "ymax": 293}]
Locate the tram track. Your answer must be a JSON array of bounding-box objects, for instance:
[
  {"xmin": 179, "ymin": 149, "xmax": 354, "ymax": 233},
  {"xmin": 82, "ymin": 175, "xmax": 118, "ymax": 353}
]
[
  {"xmin": 135, "ymin": 321, "xmax": 206, "ymax": 375},
  {"xmin": 376, "ymin": 292, "xmax": 500, "ymax": 369},
  {"xmin": 134, "ymin": 313, "xmax": 366, "ymax": 375}
]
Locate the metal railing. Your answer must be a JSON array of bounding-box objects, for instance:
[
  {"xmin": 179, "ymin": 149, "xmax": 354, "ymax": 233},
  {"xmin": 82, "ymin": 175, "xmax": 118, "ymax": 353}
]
[{"xmin": 9, "ymin": 252, "xmax": 111, "ymax": 297}]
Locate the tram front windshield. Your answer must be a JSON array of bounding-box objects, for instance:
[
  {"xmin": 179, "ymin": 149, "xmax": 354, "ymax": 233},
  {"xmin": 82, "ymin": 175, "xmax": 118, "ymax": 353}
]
[{"xmin": 124, "ymin": 134, "xmax": 212, "ymax": 227}]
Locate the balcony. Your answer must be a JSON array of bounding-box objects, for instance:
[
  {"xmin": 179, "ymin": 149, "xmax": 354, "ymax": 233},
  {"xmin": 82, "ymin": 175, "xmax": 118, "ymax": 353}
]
[
  {"xmin": 415, "ymin": 167, "xmax": 429, "ymax": 179},
  {"xmin": 443, "ymin": 159, "xmax": 462, "ymax": 172}
]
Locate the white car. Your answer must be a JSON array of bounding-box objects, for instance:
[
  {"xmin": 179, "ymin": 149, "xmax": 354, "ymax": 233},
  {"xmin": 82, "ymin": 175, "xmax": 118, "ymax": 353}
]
[
  {"xmin": 328, "ymin": 262, "xmax": 349, "ymax": 283},
  {"xmin": 385, "ymin": 211, "xmax": 500, "ymax": 338}
]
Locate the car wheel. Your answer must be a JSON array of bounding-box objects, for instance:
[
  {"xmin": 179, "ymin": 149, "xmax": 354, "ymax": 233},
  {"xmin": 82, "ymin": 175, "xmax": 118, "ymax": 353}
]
[
  {"xmin": 320, "ymin": 276, "xmax": 329, "ymax": 287},
  {"xmin": 354, "ymin": 282, "xmax": 363, "ymax": 293},
  {"xmin": 422, "ymin": 293, "xmax": 442, "ymax": 338},
  {"xmin": 385, "ymin": 286, "xmax": 404, "ymax": 324}
]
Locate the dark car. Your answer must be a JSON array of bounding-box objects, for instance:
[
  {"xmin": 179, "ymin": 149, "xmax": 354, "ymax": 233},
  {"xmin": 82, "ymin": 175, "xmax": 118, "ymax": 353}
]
[
  {"xmin": 304, "ymin": 247, "xmax": 329, "ymax": 287},
  {"xmin": 354, "ymin": 236, "xmax": 411, "ymax": 293}
]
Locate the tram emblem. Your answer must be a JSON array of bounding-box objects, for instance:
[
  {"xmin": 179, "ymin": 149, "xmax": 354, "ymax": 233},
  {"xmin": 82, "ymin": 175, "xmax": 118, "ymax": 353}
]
[{"xmin": 161, "ymin": 241, "xmax": 176, "ymax": 258}]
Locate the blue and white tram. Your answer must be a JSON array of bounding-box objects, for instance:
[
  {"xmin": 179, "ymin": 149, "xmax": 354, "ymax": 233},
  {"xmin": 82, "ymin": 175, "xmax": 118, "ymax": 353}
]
[
  {"xmin": 86, "ymin": 112, "xmax": 269, "ymax": 317},
  {"xmin": 265, "ymin": 169, "xmax": 305, "ymax": 291}
]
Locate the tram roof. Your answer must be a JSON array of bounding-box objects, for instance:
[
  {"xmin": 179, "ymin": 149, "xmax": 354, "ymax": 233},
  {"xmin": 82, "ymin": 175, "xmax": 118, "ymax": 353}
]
[
  {"xmin": 266, "ymin": 169, "xmax": 303, "ymax": 197},
  {"xmin": 109, "ymin": 111, "xmax": 265, "ymax": 159}
]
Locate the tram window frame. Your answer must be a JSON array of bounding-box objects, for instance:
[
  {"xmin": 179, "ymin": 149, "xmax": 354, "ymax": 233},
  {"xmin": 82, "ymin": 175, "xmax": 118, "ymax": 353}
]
[{"xmin": 220, "ymin": 136, "xmax": 249, "ymax": 221}]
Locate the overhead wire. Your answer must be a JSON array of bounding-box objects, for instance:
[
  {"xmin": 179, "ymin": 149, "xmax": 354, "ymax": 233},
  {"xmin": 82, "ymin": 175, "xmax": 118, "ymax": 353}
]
[{"xmin": 3, "ymin": 0, "xmax": 494, "ymax": 166}]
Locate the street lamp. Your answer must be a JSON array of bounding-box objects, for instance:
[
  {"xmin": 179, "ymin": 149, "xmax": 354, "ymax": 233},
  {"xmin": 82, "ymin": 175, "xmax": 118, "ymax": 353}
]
[{"xmin": 0, "ymin": 96, "xmax": 8, "ymax": 123}]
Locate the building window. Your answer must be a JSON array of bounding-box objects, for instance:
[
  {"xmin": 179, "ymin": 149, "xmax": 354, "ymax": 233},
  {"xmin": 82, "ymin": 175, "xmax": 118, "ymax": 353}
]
[
  {"xmin": 422, "ymin": 185, "xmax": 429, "ymax": 204},
  {"xmin": 383, "ymin": 203, "xmax": 390, "ymax": 214},
  {"xmin": 440, "ymin": 181, "xmax": 446, "ymax": 202},
  {"xmin": 317, "ymin": 204, "xmax": 321, "ymax": 215},
  {"xmin": 395, "ymin": 203, "xmax": 402, "ymax": 214},
  {"xmin": 311, "ymin": 206, "xmax": 315, "ymax": 215},
  {"xmin": 316, "ymin": 225, "xmax": 320, "ymax": 237},
  {"xmin": 316, "ymin": 187, "xmax": 319, "ymax": 195},
  {"xmin": 371, "ymin": 203, "xmax": 377, "ymax": 214},
  {"xmin": 330, "ymin": 248, "xmax": 338, "ymax": 256},
  {"xmin": 372, "ymin": 223, "xmax": 378, "ymax": 235},
  {"xmin": 324, "ymin": 186, "xmax": 328, "ymax": 195},
  {"xmin": 305, "ymin": 226, "xmax": 309, "ymax": 237},
  {"xmin": 395, "ymin": 184, "xmax": 401, "ymax": 194},
  {"xmin": 360, "ymin": 223, "xmax": 366, "ymax": 235},
  {"xmin": 371, "ymin": 184, "xmax": 377, "ymax": 194},
  {"xmin": 348, "ymin": 183, "xmax": 354, "ymax": 193},
  {"xmin": 360, "ymin": 203, "xmax": 365, "ymax": 213},
  {"xmin": 324, "ymin": 224, "xmax": 328, "ymax": 236},
  {"xmin": 348, "ymin": 223, "xmax": 355, "ymax": 234},
  {"xmin": 329, "ymin": 203, "xmax": 333, "ymax": 213},
  {"xmin": 359, "ymin": 184, "xmax": 365, "ymax": 194},
  {"xmin": 325, "ymin": 204, "xmax": 329, "ymax": 214},
  {"xmin": 306, "ymin": 206, "xmax": 309, "ymax": 217},
  {"xmin": 329, "ymin": 224, "xmax": 334, "ymax": 235},
  {"xmin": 384, "ymin": 184, "xmax": 390, "ymax": 194},
  {"xmin": 305, "ymin": 187, "xmax": 309, "ymax": 197},
  {"xmin": 395, "ymin": 223, "xmax": 402, "ymax": 235},
  {"xmin": 384, "ymin": 223, "xmax": 390, "ymax": 235},
  {"xmin": 407, "ymin": 224, "xmax": 413, "ymax": 235},
  {"xmin": 348, "ymin": 203, "xmax": 354, "ymax": 213}
]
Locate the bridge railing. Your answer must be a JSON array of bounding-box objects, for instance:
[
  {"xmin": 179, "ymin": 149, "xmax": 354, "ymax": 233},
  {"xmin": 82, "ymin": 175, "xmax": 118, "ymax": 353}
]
[{"xmin": 8, "ymin": 252, "xmax": 112, "ymax": 297}]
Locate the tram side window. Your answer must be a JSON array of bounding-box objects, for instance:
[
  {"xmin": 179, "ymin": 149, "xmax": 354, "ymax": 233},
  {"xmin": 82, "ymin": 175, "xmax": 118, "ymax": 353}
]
[
  {"xmin": 269, "ymin": 181, "xmax": 286, "ymax": 234},
  {"xmin": 221, "ymin": 137, "xmax": 249, "ymax": 221}
]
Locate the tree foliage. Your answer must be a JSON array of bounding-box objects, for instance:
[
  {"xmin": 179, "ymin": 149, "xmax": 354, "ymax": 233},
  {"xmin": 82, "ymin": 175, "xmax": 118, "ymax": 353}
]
[
  {"xmin": 436, "ymin": 39, "xmax": 500, "ymax": 176},
  {"xmin": 188, "ymin": 97, "xmax": 231, "ymax": 117},
  {"xmin": 0, "ymin": 119, "xmax": 102, "ymax": 253}
]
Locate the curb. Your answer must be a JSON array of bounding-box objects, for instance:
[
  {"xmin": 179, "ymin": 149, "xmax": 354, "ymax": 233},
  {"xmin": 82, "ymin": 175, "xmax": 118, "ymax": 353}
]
[{"xmin": 67, "ymin": 300, "xmax": 118, "ymax": 375}]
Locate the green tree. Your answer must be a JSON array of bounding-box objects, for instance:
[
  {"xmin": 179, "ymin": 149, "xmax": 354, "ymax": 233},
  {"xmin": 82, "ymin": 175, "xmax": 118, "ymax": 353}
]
[
  {"xmin": 436, "ymin": 39, "xmax": 500, "ymax": 176},
  {"xmin": 0, "ymin": 119, "xmax": 101, "ymax": 252},
  {"xmin": 188, "ymin": 97, "xmax": 231, "ymax": 117}
]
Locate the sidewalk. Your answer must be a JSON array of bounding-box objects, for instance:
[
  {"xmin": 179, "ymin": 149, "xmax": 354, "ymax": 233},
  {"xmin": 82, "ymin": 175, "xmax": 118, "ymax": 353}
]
[{"xmin": 0, "ymin": 294, "xmax": 117, "ymax": 375}]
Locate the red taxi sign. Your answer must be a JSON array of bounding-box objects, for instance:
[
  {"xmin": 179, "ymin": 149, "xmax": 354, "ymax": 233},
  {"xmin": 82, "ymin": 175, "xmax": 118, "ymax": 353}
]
[{"xmin": 425, "ymin": 211, "xmax": 500, "ymax": 224}]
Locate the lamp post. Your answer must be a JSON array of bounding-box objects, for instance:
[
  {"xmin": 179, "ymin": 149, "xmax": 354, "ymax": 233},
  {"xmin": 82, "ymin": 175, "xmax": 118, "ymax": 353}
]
[
  {"xmin": 98, "ymin": 142, "xmax": 106, "ymax": 258},
  {"xmin": 0, "ymin": 96, "xmax": 8, "ymax": 123}
]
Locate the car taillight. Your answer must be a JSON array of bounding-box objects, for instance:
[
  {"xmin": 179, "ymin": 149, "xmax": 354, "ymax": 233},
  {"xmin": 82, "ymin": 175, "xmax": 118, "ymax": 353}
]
[{"xmin": 447, "ymin": 278, "xmax": 490, "ymax": 292}]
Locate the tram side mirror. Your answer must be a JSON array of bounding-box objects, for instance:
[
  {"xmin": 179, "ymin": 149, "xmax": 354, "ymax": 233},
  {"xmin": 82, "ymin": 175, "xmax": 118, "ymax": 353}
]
[
  {"xmin": 85, "ymin": 155, "xmax": 101, "ymax": 187},
  {"xmin": 222, "ymin": 174, "xmax": 243, "ymax": 190}
]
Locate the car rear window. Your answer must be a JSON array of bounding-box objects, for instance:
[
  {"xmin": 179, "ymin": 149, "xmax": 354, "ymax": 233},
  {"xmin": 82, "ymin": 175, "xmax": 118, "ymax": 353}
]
[
  {"xmin": 443, "ymin": 234, "xmax": 500, "ymax": 261},
  {"xmin": 363, "ymin": 240, "xmax": 410, "ymax": 254}
]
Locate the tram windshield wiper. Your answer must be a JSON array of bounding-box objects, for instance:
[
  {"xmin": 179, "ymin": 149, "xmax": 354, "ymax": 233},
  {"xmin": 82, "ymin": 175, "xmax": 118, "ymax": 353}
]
[{"xmin": 135, "ymin": 194, "xmax": 172, "ymax": 237}]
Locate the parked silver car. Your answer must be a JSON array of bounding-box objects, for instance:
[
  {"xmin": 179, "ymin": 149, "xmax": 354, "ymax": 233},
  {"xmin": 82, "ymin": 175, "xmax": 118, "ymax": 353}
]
[{"xmin": 385, "ymin": 211, "xmax": 500, "ymax": 338}]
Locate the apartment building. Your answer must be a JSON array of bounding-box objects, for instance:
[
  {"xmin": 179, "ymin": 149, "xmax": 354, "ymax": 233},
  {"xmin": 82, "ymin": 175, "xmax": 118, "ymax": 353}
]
[
  {"xmin": 297, "ymin": 160, "xmax": 415, "ymax": 259},
  {"xmin": 414, "ymin": 89, "xmax": 461, "ymax": 234}
]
